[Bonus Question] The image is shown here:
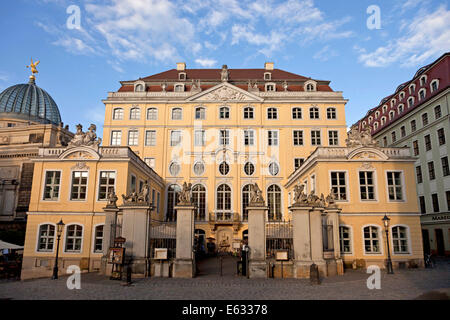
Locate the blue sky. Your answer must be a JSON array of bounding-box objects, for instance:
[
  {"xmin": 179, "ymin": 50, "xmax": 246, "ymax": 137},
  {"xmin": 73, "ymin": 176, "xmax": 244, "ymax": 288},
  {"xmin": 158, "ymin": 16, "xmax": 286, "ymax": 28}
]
[{"xmin": 0, "ymin": 0, "xmax": 449, "ymax": 137}]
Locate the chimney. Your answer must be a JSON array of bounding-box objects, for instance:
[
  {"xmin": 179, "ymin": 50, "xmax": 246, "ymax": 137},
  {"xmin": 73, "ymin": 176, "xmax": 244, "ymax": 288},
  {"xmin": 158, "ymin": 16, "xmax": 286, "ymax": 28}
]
[
  {"xmin": 177, "ymin": 62, "xmax": 186, "ymax": 71},
  {"xmin": 265, "ymin": 62, "xmax": 274, "ymax": 70}
]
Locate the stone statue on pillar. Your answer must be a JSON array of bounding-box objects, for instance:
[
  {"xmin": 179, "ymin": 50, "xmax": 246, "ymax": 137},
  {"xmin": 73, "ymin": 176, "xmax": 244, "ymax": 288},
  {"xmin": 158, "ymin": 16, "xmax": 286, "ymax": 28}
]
[
  {"xmin": 177, "ymin": 182, "xmax": 193, "ymax": 205},
  {"xmin": 249, "ymin": 183, "xmax": 265, "ymax": 205},
  {"xmin": 106, "ymin": 189, "xmax": 118, "ymax": 208}
]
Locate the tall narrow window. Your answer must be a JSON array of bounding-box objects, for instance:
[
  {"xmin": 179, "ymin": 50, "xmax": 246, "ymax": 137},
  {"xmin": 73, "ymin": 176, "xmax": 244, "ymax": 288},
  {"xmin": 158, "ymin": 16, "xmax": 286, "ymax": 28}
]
[
  {"xmin": 419, "ymin": 196, "xmax": 426, "ymax": 214},
  {"xmin": 71, "ymin": 171, "xmax": 88, "ymax": 200},
  {"xmin": 363, "ymin": 226, "xmax": 380, "ymax": 254},
  {"xmin": 400, "ymin": 126, "xmax": 406, "ymax": 137},
  {"xmin": 328, "ymin": 131, "xmax": 338, "ymax": 146},
  {"xmin": 434, "ymin": 105, "xmax": 442, "ymax": 119},
  {"xmin": 128, "ymin": 130, "xmax": 139, "ymax": 146},
  {"xmin": 392, "ymin": 226, "xmax": 409, "ymax": 254},
  {"xmin": 331, "ymin": 172, "xmax": 347, "ymax": 200},
  {"xmin": 422, "ymin": 113, "xmax": 428, "ymax": 126},
  {"xmin": 94, "ymin": 225, "xmax": 104, "ymax": 253},
  {"xmin": 424, "ymin": 135, "xmax": 432, "ymax": 151},
  {"xmin": 244, "ymin": 130, "xmax": 254, "ymax": 146},
  {"xmin": 112, "ymin": 108, "xmax": 124, "ymax": 120},
  {"xmin": 410, "ymin": 120, "xmax": 416, "ymax": 132},
  {"xmin": 43, "ymin": 171, "xmax": 60, "ymax": 200},
  {"xmin": 293, "ymin": 130, "xmax": 303, "ymax": 146},
  {"xmin": 428, "ymin": 161, "xmax": 435, "ymax": 180},
  {"xmin": 242, "ymin": 184, "xmax": 252, "ymax": 221},
  {"xmin": 65, "ymin": 225, "xmax": 83, "ymax": 252},
  {"xmin": 267, "ymin": 185, "xmax": 282, "ymax": 221},
  {"xmin": 359, "ymin": 171, "xmax": 375, "ymax": 200},
  {"xmin": 192, "ymin": 184, "xmax": 206, "ymax": 221},
  {"xmin": 311, "ymin": 130, "xmax": 321, "ymax": 145},
  {"xmin": 98, "ymin": 171, "xmax": 116, "ymax": 200},
  {"xmin": 268, "ymin": 130, "xmax": 278, "ymax": 146},
  {"xmin": 111, "ymin": 130, "xmax": 122, "ymax": 146},
  {"xmin": 413, "ymin": 140, "xmax": 419, "ymax": 156},
  {"xmin": 216, "ymin": 184, "xmax": 231, "ymax": 211},
  {"xmin": 416, "ymin": 166, "xmax": 423, "ymax": 183},
  {"xmin": 166, "ymin": 184, "xmax": 181, "ymax": 222},
  {"xmin": 442, "ymin": 156, "xmax": 450, "ymax": 176},
  {"xmin": 147, "ymin": 108, "xmax": 158, "ymax": 120},
  {"xmin": 438, "ymin": 128, "xmax": 446, "ymax": 145},
  {"xmin": 387, "ymin": 172, "xmax": 403, "ymax": 201},
  {"xmin": 391, "ymin": 131, "xmax": 397, "ymax": 143},
  {"xmin": 38, "ymin": 224, "xmax": 55, "ymax": 252},
  {"xmin": 145, "ymin": 130, "xmax": 156, "ymax": 146},
  {"xmin": 220, "ymin": 129, "xmax": 229, "ymax": 145},
  {"xmin": 432, "ymin": 193, "xmax": 439, "ymax": 212},
  {"xmin": 339, "ymin": 226, "xmax": 351, "ymax": 253},
  {"xmin": 194, "ymin": 130, "xmax": 205, "ymax": 146}
]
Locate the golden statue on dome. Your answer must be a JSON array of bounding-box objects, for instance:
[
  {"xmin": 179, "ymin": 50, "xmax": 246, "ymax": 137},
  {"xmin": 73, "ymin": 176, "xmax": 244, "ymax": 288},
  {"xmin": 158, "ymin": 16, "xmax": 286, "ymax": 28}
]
[{"xmin": 26, "ymin": 58, "xmax": 40, "ymax": 80}]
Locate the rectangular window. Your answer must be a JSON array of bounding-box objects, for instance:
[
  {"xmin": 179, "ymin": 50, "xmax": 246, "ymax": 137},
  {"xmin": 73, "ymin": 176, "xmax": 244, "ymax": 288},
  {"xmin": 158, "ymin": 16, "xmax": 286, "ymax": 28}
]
[
  {"xmin": 220, "ymin": 129, "xmax": 229, "ymax": 145},
  {"xmin": 432, "ymin": 193, "xmax": 440, "ymax": 213},
  {"xmin": 65, "ymin": 225, "xmax": 83, "ymax": 252},
  {"xmin": 244, "ymin": 130, "xmax": 254, "ymax": 146},
  {"xmin": 294, "ymin": 158, "xmax": 304, "ymax": 170},
  {"xmin": 339, "ymin": 226, "xmax": 351, "ymax": 253},
  {"xmin": 170, "ymin": 131, "xmax": 181, "ymax": 146},
  {"xmin": 428, "ymin": 161, "xmax": 435, "ymax": 180},
  {"xmin": 416, "ymin": 166, "xmax": 423, "ymax": 183},
  {"xmin": 144, "ymin": 157, "xmax": 155, "ymax": 169},
  {"xmin": 71, "ymin": 171, "xmax": 88, "ymax": 200},
  {"xmin": 94, "ymin": 225, "xmax": 103, "ymax": 253},
  {"xmin": 424, "ymin": 135, "xmax": 432, "ymax": 151},
  {"xmin": 383, "ymin": 137, "xmax": 387, "ymax": 147},
  {"xmin": 442, "ymin": 156, "xmax": 450, "ymax": 176},
  {"xmin": 145, "ymin": 130, "xmax": 156, "ymax": 146},
  {"xmin": 413, "ymin": 140, "xmax": 419, "ymax": 156},
  {"xmin": 293, "ymin": 130, "xmax": 304, "ymax": 146},
  {"xmin": 268, "ymin": 130, "xmax": 278, "ymax": 146},
  {"xmin": 438, "ymin": 128, "xmax": 446, "ymax": 145},
  {"xmin": 98, "ymin": 171, "xmax": 116, "ymax": 200},
  {"xmin": 331, "ymin": 171, "xmax": 347, "ymax": 201},
  {"xmin": 244, "ymin": 107, "xmax": 254, "ymax": 119},
  {"xmin": 111, "ymin": 130, "xmax": 122, "ymax": 146},
  {"xmin": 422, "ymin": 113, "xmax": 428, "ymax": 126},
  {"xmin": 391, "ymin": 131, "xmax": 397, "ymax": 143},
  {"xmin": 446, "ymin": 191, "xmax": 450, "ymax": 211},
  {"xmin": 387, "ymin": 171, "xmax": 403, "ymax": 201},
  {"xmin": 194, "ymin": 130, "xmax": 206, "ymax": 146},
  {"xmin": 328, "ymin": 131, "xmax": 338, "ymax": 146},
  {"xmin": 434, "ymin": 105, "xmax": 442, "ymax": 119},
  {"xmin": 43, "ymin": 171, "xmax": 60, "ymax": 200},
  {"xmin": 359, "ymin": 171, "xmax": 375, "ymax": 200},
  {"xmin": 157, "ymin": 192, "xmax": 160, "ymax": 214},
  {"xmin": 400, "ymin": 126, "xmax": 406, "ymax": 137},
  {"xmin": 311, "ymin": 130, "xmax": 321, "ymax": 146},
  {"xmin": 128, "ymin": 130, "xmax": 139, "ymax": 146},
  {"xmin": 419, "ymin": 196, "xmax": 426, "ymax": 214},
  {"xmin": 411, "ymin": 120, "xmax": 416, "ymax": 132},
  {"xmin": 131, "ymin": 175, "xmax": 136, "ymax": 193}
]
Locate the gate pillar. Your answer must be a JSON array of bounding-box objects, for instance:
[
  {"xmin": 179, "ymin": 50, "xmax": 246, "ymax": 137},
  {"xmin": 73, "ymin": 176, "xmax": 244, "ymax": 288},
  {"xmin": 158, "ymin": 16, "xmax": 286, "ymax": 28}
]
[
  {"xmin": 173, "ymin": 205, "xmax": 196, "ymax": 278},
  {"xmin": 247, "ymin": 205, "xmax": 268, "ymax": 278},
  {"xmin": 100, "ymin": 206, "xmax": 120, "ymax": 275}
]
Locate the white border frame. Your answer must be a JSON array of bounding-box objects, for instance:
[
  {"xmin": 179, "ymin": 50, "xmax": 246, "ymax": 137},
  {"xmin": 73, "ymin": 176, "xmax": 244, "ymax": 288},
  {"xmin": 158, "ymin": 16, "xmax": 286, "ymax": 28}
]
[
  {"xmin": 63, "ymin": 223, "xmax": 84, "ymax": 254},
  {"xmin": 35, "ymin": 222, "xmax": 57, "ymax": 254},
  {"xmin": 361, "ymin": 224, "xmax": 384, "ymax": 256},
  {"xmin": 385, "ymin": 170, "xmax": 407, "ymax": 203},
  {"xmin": 41, "ymin": 169, "xmax": 62, "ymax": 202}
]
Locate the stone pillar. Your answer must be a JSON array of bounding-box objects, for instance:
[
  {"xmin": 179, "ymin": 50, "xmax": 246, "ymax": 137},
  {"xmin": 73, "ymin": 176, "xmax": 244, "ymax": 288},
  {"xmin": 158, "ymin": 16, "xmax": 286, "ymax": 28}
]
[
  {"xmin": 173, "ymin": 205, "xmax": 195, "ymax": 278},
  {"xmin": 290, "ymin": 205, "xmax": 312, "ymax": 278},
  {"xmin": 100, "ymin": 207, "xmax": 120, "ymax": 275},
  {"xmin": 324, "ymin": 207, "xmax": 344, "ymax": 275},
  {"xmin": 310, "ymin": 207, "xmax": 326, "ymax": 276},
  {"xmin": 247, "ymin": 205, "xmax": 268, "ymax": 278},
  {"xmin": 120, "ymin": 205, "xmax": 152, "ymax": 276}
]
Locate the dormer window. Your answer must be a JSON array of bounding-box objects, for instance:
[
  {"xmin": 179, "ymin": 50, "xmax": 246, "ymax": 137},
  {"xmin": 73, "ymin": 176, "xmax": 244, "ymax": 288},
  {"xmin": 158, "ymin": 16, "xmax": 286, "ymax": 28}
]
[
  {"xmin": 264, "ymin": 72, "xmax": 271, "ymax": 81},
  {"xmin": 382, "ymin": 105, "xmax": 387, "ymax": 114},
  {"xmin": 134, "ymin": 80, "xmax": 146, "ymax": 92},
  {"xmin": 398, "ymin": 104, "xmax": 404, "ymax": 114},
  {"xmin": 179, "ymin": 72, "xmax": 186, "ymax": 81},
  {"xmin": 375, "ymin": 111, "xmax": 380, "ymax": 119},
  {"xmin": 381, "ymin": 117, "xmax": 386, "ymax": 126},
  {"xmin": 389, "ymin": 110, "xmax": 395, "ymax": 121},
  {"xmin": 174, "ymin": 83, "xmax": 185, "ymax": 92},
  {"xmin": 420, "ymin": 75, "xmax": 427, "ymax": 86},
  {"xmin": 399, "ymin": 92, "xmax": 405, "ymax": 100},
  {"xmin": 368, "ymin": 116, "xmax": 373, "ymax": 124},
  {"xmin": 304, "ymin": 80, "xmax": 317, "ymax": 92},
  {"xmin": 265, "ymin": 83, "xmax": 276, "ymax": 92},
  {"xmin": 409, "ymin": 84, "xmax": 416, "ymax": 94},
  {"xmin": 374, "ymin": 122, "xmax": 379, "ymax": 130},
  {"xmin": 418, "ymin": 88, "xmax": 426, "ymax": 101},
  {"xmin": 430, "ymin": 79, "xmax": 439, "ymax": 93},
  {"xmin": 391, "ymin": 99, "xmax": 396, "ymax": 107},
  {"xmin": 408, "ymin": 97, "xmax": 414, "ymax": 108}
]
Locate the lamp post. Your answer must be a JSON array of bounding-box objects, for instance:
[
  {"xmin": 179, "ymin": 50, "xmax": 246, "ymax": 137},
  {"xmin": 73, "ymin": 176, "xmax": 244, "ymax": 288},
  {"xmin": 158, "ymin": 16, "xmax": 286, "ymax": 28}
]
[
  {"xmin": 382, "ymin": 214, "xmax": 394, "ymax": 274},
  {"xmin": 52, "ymin": 219, "xmax": 65, "ymax": 280}
]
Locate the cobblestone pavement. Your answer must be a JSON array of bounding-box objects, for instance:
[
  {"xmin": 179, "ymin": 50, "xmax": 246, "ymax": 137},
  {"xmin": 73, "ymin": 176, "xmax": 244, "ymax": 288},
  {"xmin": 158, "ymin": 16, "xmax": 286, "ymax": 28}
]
[{"xmin": 1, "ymin": 258, "xmax": 449, "ymax": 300}]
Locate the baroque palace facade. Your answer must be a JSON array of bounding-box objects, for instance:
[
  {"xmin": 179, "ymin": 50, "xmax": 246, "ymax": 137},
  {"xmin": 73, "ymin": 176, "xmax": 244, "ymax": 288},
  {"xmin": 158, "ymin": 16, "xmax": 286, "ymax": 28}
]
[
  {"xmin": 357, "ymin": 53, "xmax": 450, "ymax": 256},
  {"xmin": 18, "ymin": 62, "xmax": 424, "ymax": 279}
]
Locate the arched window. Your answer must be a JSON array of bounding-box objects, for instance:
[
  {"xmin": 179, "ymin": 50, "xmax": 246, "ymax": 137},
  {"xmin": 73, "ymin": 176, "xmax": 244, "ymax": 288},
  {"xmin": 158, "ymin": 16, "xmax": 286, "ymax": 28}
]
[
  {"xmin": 392, "ymin": 226, "xmax": 409, "ymax": 254},
  {"xmin": 375, "ymin": 111, "xmax": 380, "ymax": 118},
  {"xmin": 195, "ymin": 107, "xmax": 206, "ymax": 120},
  {"xmin": 147, "ymin": 108, "xmax": 158, "ymax": 120},
  {"xmin": 172, "ymin": 108, "xmax": 182, "ymax": 120},
  {"xmin": 309, "ymin": 107, "xmax": 319, "ymax": 119},
  {"xmin": 130, "ymin": 107, "xmax": 140, "ymax": 120},
  {"xmin": 398, "ymin": 104, "xmax": 404, "ymax": 114},
  {"xmin": 37, "ymin": 224, "xmax": 55, "ymax": 252},
  {"xmin": 166, "ymin": 184, "xmax": 181, "ymax": 221},
  {"xmin": 382, "ymin": 105, "xmax": 387, "ymax": 114},
  {"xmin": 305, "ymin": 83, "xmax": 315, "ymax": 91},
  {"xmin": 243, "ymin": 106, "xmax": 254, "ymax": 119},
  {"xmin": 408, "ymin": 97, "xmax": 414, "ymax": 108},
  {"xmin": 363, "ymin": 225, "xmax": 380, "ymax": 254},
  {"xmin": 135, "ymin": 84, "xmax": 144, "ymax": 92},
  {"xmin": 112, "ymin": 108, "xmax": 124, "ymax": 120},
  {"xmin": 242, "ymin": 184, "xmax": 252, "ymax": 221},
  {"xmin": 65, "ymin": 224, "xmax": 83, "ymax": 253},
  {"xmin": 399, "ymin": 92, "xmax": 405, "ymax": 100},
  {"xmin": 267, "ymin": 185, "xmax": 282, "ymax": 221},
  {"xmin": 292, "ymin": 107, "xmax": 302, "ymax": 119},
  {"xmin": 389, "ymin": 110, "xmax": 395, "ymax": 120},
  {"xmin": 192, "ymin": 184, "xmax": 206, "ymax": 221},
  {"xmin": 430, "ymin": 79, "xmax": 439, "ymax": 92},
  {"xmin": 94, "ymin": 225, "xmax": 104, "ymax": 253},
  {"xmin": 327, "ymin": 107, "xmax": 337, "ymax": 119},
  {"xmin": 267, "ymin": 107, "xmax": 278, "ymax": 120},
  {"xmin": 219, "ymin": 106, "xmax": 230, "ymax": 119},
  {"xmin": 368, "ymin": 116, "xmax": 373, "ymax": 124},
  {"xmin": 381, "ymin": 117, "xmax": 386, "ymax": 125},
  {"xmin": 216, "ymin": 184, "xmax": 231, "ymax": 212},
  {"xmin": 174, "ymin": 84, "xmax": 184, "ymax": 92},
  {"xmin": 419, "ymin": 88, "xmax": 426, "ymax": 101},
  {"xmin": 374, "ymin": 122, "xmax": 379, "ymax": 130}
]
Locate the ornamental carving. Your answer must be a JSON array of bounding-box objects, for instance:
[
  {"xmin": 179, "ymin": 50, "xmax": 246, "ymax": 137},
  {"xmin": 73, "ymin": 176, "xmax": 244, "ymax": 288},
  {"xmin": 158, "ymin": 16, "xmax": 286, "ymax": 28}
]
[
  {"xmin": 122, "ymin": 181, "xmax": 150, "ymax": 205},
  {"xmin": 203, "ymin": 87, "xmax": 248, "ymax": 101},
  {"xmin": 68, "ymin": 124, "xmax": 102, "ymax": 148},
  {"xmin": 177, "ymin": 182, "xmax": 193, "ymax": 205},
  {"xmin": 292, "ymin": 183, "xmax": 337, "ymax": 208},
  {"xmin": 249, "ymin": 183, "xmax": 265, "ymax": 206},
  {"xmin": 106, "ymin": 189, "xmax": 118, "ymax": 208},
  {"xmin": 346, "ymin": 124, "xmax": 379, "ymax": 148}
]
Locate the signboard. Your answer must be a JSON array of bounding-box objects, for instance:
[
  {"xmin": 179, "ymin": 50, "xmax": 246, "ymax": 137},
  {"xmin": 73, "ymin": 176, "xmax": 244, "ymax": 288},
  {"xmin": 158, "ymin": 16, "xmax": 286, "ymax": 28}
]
[
  {"xmin": 154, "ymin": 248, "xmax": 168, "ymax": 260},
  {"xmin": 107, "ymin": 247, "xmax": 125, "ymax": 265},
  {"xmin": 232, "ymin": 242, "xmax": 241, "ymax": 249},
  {"xmin": 276, "ymin": 250, "xmax": 289, "ymax": 261}
]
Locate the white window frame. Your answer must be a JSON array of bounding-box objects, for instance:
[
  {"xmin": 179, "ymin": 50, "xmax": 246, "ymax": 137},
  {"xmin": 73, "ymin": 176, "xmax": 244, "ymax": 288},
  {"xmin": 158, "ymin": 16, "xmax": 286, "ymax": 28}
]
[
  {"xmin": 362, "ymin": 224, "xmax": 383, "ymax": 255},
  {"xmin": 292, "ymin": 107, "xmax": 302, "ymax": 120},
  {"xmin": 69, "ymin": 170, "xmax": 89, "ymax": 202},
  {"xmin": 110, "ymin": 130, "xmax": 122, "ymax": 146},
  {"xmin": 219, "ymin": 106, "xmax": 230, "ymax": 119},
  {"xmin": 63, "ymin": 224, "xmax": 84, "ymax": 254},
  {"xmin": 36, "ymin": 222, "xmax": 56, "ymax": 253},
  {"xmin": 358, "ymin": 169, "xmax": 378, "ymax": 202},
  {"xmin": 430, "ymin": 79, "xmax": 439, "ymax": 93},
  {"xmin": 129, "ymin": 107, "xmax": 141, "ymax": 120},
  {"xmin": 128, "ymin": 130, "xmax": 139, "ymax": 146},
  {"xmin": 293, "ymin": 130, "xmax": 304, "ymax": 146},
  {"xmin": 170, "ymin": 130, "xmax": 182, "ymax": 146},
  {"xmin": 391, "ymin": 225, "xmax": 411, "ymax": 255},
  {"xmin": 171, "ymin": 107, "xmax": 183, "ymax": 120},
  {"xmin": 339, "ymin": 225, "xmax": 353, "ymax": 255},
  {"xmin": 146, "ymin": 107, "xmax": 158, "ymax": 120},
  {"xmin": 326, "ymin": 107, "xmax": 337, "ymax": 120},
  {"xmin": 195, "ymin": 106, "xmax": 206, "ymax": 120},
  {"xmin": 309, "ymin": 106, "xmax": 320, "ymax": 120},
  {"xmin": 92, "ymin": 223, "xmax": 105, "ymax": 254},
  {"xmin": 145, "ymin": 130, "xmax": 157, "ymax": 146},
  {"xmin": 385, "ymin": 170, "xmax": 406, "ymax": 202},
  {"xmin": 42, "ymin": 169, "xmax": 62, "ymax": 201},
  {"xmin": 244, "ymin": 129, "xmax": 255, "ymax": 146},
  {"xmin": 328, "ymin": 130, "xmax": 339, "ymax": 146},
  {"xmin": 243, "ymin": 106, "xmax": 254, "ymax": 120},
  {"xmin": 112, "ymin": 108, "xmax": 124, "ymax": 120},
  {"xmin": 265, "ymin": 82, "xmax": 276, "ymax": 92},
  {"xmin": 267, "ymin": 107, "xmax": 278, "ymax": 120},
  {"xmin": 329, "ymin": 170, "xmax": 349, "ymax": 202},
  {"xmin": 267, "ymin": 130, "xmax": 279, "ymax": 146}
]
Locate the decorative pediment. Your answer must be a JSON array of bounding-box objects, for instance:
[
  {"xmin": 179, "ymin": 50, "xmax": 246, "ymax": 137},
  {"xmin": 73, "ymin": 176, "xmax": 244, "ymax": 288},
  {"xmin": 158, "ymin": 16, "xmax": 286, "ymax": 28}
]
[
  {"xmin": 59, "ymin": 146, "xmax": 101, "ymax": 161},
  {"xmin": 347, "ymin": 147, "xmax": 388, "ymax": 161},
  {"xmin": 186, "ymin": 82, "xmax": 263, "ymax": 102}
]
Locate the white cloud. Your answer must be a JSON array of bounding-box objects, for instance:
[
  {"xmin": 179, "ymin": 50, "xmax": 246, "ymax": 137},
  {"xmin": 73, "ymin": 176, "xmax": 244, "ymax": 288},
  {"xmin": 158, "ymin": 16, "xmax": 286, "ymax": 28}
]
[
  {"xmin": 358, "ymin": 6, "xmax": 450, "ymax": 67},
  {"xmin": 313, "ymin": 45, "xmax": 338, "ymax": 61},
  {"xmin": 52, "ymin": 37, "xmax": 96, "ymax": 55},
  {"xmin": 195, "ymin": 58, "xmax": 218, "ymax": 67}
]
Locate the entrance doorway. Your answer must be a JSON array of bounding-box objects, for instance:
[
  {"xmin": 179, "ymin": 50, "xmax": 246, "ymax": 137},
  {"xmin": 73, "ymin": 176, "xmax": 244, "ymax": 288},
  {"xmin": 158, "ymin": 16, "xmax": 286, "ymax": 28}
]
[
  {"xmin": 194, "ymin": 229, "xmax": 206, "ymax": 259},
  {"xmin": 422, "ymin": 229, "xmax": 430, "ymax": 255},
  {"xmin": 435, "ymin": 229, "xmax": 445, "ymax": 256}
]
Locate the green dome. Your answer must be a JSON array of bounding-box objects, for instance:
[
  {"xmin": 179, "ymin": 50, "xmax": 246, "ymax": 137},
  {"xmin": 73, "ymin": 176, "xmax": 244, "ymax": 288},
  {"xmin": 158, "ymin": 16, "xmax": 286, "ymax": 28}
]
[{"xmin": 0, "ymin": 78, "xmax": 61, "ymax": 125}]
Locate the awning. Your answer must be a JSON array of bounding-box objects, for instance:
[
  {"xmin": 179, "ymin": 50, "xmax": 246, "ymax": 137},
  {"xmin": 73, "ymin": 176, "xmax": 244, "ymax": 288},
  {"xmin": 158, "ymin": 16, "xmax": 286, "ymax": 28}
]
[{"xmin": 0, "ymin": 240, "xmax": 24, "ymax": 250}]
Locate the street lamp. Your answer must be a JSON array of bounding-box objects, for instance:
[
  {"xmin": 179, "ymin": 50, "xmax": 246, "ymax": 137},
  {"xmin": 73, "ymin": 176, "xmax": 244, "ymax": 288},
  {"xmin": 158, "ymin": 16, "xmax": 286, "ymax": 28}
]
[
  {"xmin": 382, "ymin": 214, "xmax": 394, "ymax": 274},
  {"xmin": 52, "ymin": 219, "xmax": 65, "ymax": 280}
]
